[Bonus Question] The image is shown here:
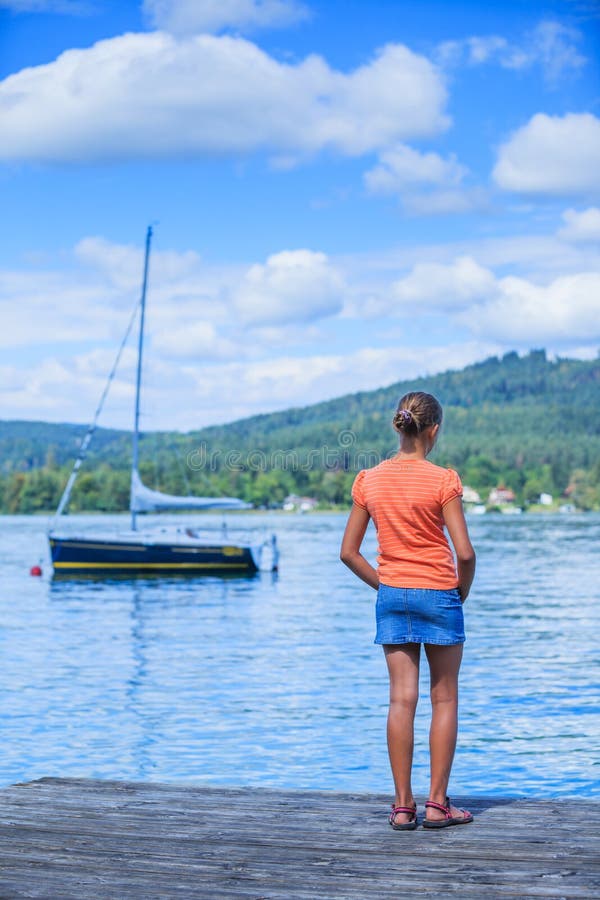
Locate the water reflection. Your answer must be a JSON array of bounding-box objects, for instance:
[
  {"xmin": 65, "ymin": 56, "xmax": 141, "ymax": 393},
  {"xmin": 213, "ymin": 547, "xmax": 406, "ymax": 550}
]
[{"xmin": 127, "ymin": 590, "xmax": 152, "ymax": 780}]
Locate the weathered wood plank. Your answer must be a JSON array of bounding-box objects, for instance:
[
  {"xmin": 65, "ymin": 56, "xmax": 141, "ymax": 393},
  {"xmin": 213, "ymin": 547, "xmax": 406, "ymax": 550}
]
[{"xmin": 0, "ymin": 779, "xmax": 597, "ymax": 899}]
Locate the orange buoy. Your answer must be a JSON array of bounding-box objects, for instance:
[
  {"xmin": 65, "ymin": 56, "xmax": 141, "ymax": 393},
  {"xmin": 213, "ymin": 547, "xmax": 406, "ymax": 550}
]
[{"xmin": 30, "ymin": 565, "xmax": 42, "ymax": 576}]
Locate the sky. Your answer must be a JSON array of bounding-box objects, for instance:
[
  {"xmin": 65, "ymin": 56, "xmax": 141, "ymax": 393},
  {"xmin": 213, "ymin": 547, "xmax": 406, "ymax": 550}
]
[{"xmin": 0, "ymin": 0, "xmax": 599, "ymax": 432}]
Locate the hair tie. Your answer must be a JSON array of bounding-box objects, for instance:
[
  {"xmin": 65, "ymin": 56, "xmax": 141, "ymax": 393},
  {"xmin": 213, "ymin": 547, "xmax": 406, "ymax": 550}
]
[{"xmin": 397, "ymin": 409, "xmax": 413, "ymax": 425}]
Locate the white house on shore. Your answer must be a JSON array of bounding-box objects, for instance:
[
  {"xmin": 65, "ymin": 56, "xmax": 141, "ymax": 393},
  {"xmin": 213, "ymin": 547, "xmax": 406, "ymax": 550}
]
[
  {"xmin": 283, "ymin": 494, "xmax": 318, "ymax": 513},
  {"xmin": 462, "ymin": 486, "xmax": 482, "ymax": 504},
  {"xmin": 488, "ymin": 486, "xmax": 516, "ymax": 505}
]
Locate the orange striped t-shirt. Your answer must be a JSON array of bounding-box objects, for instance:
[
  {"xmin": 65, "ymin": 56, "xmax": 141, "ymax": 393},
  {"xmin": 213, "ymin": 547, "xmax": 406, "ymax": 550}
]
[{"xmin": 351, "ymin": 458, "xmax": 463, "ymax": 589}]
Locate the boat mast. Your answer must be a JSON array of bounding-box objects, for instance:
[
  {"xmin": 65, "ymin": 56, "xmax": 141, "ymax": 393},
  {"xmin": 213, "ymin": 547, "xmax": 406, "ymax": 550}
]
[{"xmin": 131, "ymin": 225, "xmax": 153, "ymax": 531}]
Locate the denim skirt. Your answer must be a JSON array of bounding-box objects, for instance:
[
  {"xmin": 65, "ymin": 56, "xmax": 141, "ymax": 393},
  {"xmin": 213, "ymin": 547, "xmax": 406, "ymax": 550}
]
[{"xmin": 375, "ymin": 583, "xmax": 465, "ymax": 646}]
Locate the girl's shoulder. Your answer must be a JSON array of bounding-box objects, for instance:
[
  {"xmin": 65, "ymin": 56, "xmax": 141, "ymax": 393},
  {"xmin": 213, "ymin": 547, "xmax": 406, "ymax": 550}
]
[
  {"xmin": 422, "ymin": 460, "xmax": 460, "ymax": 477},
  {"xmin": 422, "ymin": 461, "xmax": 463, "ymax": 490},
  {"xmin": 367, "ymin": 459, "xmax": 462, "ymax": 495},
  {"xmin": 424, "ymin": 463, "xmax": 463, "ymax": 505},
  {"xmin": 359, "ymin": 458, "xmax": 401, "ymax": 480},
  {"xmin": 352, "ymin": 459, "xmax": 395, "ymax": 494},
  {"xmin": 354, "ymin": 460, "xmax": 462, "ymax": 508},
  {"xmin": 359, "ymin": 459, "xmax": 461, "ymax": 481},
  {"xmin": 367, "ymin": 458, "xmax": 457, "ymax": 474}
]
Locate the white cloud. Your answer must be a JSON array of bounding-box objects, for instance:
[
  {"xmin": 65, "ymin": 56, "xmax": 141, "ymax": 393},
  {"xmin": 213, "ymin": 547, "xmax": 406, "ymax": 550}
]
[
  {"xmin": 493, "ymin": 113, "xmax": 600, "ymax": 196},
  {"xmin": 219, "ymin": 343, "xmax": 494, "ymax": 406},
  {"xmin": 153, "ymin": 321, "xmax": 237, "ymax": 360},
  {"xmin": 233, "ymin": 250, "xmax": 343, "ymax": 325},
  {"xmin": 466, "ymin": 36, "xmax": 508, "ymax": 65},
  {"xmin": 436, "ymin": 36, "xmax": 508, "ymax": 68},
  {"xmin": 2, "ymin": 231, "xmax": 599, "ymax": 428},
  {"xmin": 558, "ymin": 208, "xmax": 600, "ymax": 243},
  {"xmin": 524, "ymin": 20, "xmax": 587, "ymax": 83},
  {"xmin": 0, "ymin": 341, "xmax": 497, "ymax": 429},
  {"xmin": 436, "ymin": 20, "xmax": 586, "ymax": 83},
  {"xmin": 0, "ymin": 268, "xmax": 127, "ymax": 348},
  {"xmin": 342, "ymin": 255, "xmax": 497, "ymax": 319},
  {"xmin": 365, "ymin": 144, "xmax": 466, "ymax": 194},
  {"xmin": 441, "ymin": 233, "xmax": 599, "ymax": 279},
  {"xmin": 467, "ymin": 271, "xmax": 600, "ymax": 344},
  {"xmin": 0, "ymin": 239, "xmax": 345, "ymax": 371},
  {"xmin": 142, "ymin": 0, "xmax": 309, "ymax": 34},
  {"xmin": 0, "ymin": 34, "xmax": 448, "ymax": 164},
  {"xmin": 75, "ymin": 236, "xmax": 202, "ymax": 291},
  {"xmin": 392, "ymin": 257, "xmax": 497, "ymax": 311},
  {"xmin": 0, "ymin": 352, "xmax": 137, "ymax": 424},
  {"xmin": 364, "ymin": 144, "xmax": 483, "ymax": 215},
  {"xmin": 0, "ymin": 239, "xmax": 223, "ymax": 353},
  {"xmin": 403, "ymin": 188, "xmax": 487, "ymax": 216},
  {"xmin": 344, "ymin": 248, "xmax": 600, "ymax": 350}
]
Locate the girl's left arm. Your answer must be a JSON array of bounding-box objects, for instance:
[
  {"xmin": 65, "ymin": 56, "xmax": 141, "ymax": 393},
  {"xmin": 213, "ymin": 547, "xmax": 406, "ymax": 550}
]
[
  {"xmin": 340, "ymin": 503, "xmax": 379, "ymax": 590},
  {"xmin": 443, "ymin": 496, "xmax": 476, "ymax": 602}
]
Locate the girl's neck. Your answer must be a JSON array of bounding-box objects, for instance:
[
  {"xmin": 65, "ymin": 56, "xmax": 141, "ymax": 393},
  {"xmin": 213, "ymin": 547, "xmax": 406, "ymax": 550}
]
[
  {"xmin": 394, "ymin": 435, "xmax": 432, "ymax": 461},
  {"xmin": 394, "ymin": 449, "xmax": 426, "ymax": 461}
]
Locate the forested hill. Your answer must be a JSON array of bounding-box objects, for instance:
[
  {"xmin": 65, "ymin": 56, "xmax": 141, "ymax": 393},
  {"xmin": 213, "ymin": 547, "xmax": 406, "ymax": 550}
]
[{"xmin": 1, "ymin": 349, "xmax": 600, "ymax": 512}]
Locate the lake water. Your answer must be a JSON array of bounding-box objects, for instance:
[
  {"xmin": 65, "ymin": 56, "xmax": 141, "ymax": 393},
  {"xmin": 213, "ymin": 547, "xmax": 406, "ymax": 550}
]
[{"xmin": 1, "ymin": 512, "xmax": 598, "ymax": 798}]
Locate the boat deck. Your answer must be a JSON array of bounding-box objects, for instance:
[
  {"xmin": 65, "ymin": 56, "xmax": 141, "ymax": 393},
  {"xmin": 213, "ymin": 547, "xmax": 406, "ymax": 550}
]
[{"xmin": 0, "ymin": 777, "xmax": 598, "ymax": 898}]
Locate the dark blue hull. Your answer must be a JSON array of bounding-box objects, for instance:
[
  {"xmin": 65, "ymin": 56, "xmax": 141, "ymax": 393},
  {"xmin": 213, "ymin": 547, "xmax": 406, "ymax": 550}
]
[{"xmin": 49, "ymin": 535, "xmax": 258, "ymax": 575}]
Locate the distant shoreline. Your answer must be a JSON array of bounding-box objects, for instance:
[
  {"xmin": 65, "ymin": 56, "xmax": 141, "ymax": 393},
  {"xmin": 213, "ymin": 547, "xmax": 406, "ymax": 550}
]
[{"xmin": 1, "ymin": 507, "xmax": 594, "ymax": 518}]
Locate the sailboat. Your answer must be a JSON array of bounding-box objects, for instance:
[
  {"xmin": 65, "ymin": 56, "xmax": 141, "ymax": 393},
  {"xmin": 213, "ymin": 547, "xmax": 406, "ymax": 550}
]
[{"xmin": 48, "ymin": 227, "xmax": 278, "ymax": 576}]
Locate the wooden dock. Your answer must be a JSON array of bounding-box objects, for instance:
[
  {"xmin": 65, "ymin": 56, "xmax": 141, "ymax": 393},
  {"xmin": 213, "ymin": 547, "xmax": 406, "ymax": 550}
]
[{"xmin": 0, "ymin": 778, "xmax": 598, "ymax": 898}]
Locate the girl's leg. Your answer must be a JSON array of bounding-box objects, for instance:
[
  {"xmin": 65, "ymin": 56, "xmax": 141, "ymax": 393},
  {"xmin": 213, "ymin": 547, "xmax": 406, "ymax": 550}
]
[
  {"xmin": 383, "ymin": 643, "xmax": 421, "ymax": 824},
  {"xmin": 424, "ymin": 642, "xmax": 470, "ymax": 821}
]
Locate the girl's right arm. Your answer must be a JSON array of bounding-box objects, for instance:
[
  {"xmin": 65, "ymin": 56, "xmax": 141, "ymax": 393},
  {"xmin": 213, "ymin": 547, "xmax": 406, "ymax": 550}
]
[
  {"xmin": 442, "ymin": 496, "xmax": 476, "ymax": 602},
  {"xmin": 340, "ymin": 503, "xmax": 379, "ymax": 590}
]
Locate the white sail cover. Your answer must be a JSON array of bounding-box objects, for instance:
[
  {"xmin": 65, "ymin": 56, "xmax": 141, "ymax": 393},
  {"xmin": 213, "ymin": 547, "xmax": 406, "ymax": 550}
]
[{"xmin": 130, "ymin": 468, "xmax": 251, "ymax": 513}]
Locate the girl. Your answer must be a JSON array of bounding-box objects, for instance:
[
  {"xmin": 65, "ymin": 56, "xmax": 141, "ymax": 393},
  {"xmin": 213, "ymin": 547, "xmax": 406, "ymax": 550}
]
[{"xmin": 340, "ymin": 391, "xmax": 476, "ymax": 830}]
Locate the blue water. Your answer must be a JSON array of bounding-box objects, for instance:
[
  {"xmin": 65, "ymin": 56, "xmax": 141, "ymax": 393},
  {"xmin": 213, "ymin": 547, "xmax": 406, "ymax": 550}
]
[{"xmin": 0, "ymin": 512, "xmax": 598, "ymax": 798}]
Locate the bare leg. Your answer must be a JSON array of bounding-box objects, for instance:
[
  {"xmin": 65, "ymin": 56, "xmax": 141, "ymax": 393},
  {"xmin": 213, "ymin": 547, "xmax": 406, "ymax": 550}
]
[
  {"xmin": 424, "ymin": 642, "xmax": 470, "ymax": 822},
  {"xmin": 383, "ymin": 643, "xmax": 420, "ymax": 825}
]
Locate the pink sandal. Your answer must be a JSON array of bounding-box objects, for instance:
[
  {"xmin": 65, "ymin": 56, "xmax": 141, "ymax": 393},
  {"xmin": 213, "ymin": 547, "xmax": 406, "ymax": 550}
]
[
  {"xmin": 389, "ymin": 803, "xmax": 418, "ymax": 831},
  {"xmin": 423, "ymin": 796, "xmax": 473, "ymax": 828}
]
